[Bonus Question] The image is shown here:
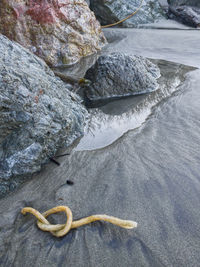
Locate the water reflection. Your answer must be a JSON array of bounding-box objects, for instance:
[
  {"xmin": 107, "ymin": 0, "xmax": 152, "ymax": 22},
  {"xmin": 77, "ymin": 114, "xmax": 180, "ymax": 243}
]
[
  {"xmin": 52, "ymin": 52, "xmax": 99, "ymax": 83},
  {"xmin": 76, "ymin": 59, "xmax": 195, "ymax": 151}
]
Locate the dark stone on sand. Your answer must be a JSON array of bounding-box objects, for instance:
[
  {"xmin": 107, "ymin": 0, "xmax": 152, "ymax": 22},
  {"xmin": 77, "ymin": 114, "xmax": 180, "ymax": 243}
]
[{"xmin": 84, "ymin": 53, "xmax": 160, "ymax": 101}]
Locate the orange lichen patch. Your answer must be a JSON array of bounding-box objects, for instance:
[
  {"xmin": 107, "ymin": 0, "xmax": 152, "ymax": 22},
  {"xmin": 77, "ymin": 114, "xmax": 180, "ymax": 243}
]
[{"xmin": 21, "ymin": 206, "xmax": 138, "ymax": 237}]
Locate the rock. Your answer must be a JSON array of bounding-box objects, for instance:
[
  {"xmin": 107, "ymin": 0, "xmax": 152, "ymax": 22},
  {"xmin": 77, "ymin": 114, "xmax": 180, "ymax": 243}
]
[
  {"xmin": 78, "ymin": 59, "xmax": 195, "ymax": 150},
  {"xmin": 0, "ymin": 0, "xmax": 106, "ymax": 67},
  {"xmin": 168, "ymin": 0, "xmax": 200, "ymax": 8},
  {"xmin": 0, "ymin": 34, "xmax": 199, "ymax": 267},
  {"xmin": 159, "ymin": 0, "xmax": 169, "ymax": 13},
  {"xmin": 168, "ymin": 3, "xmax": 200, "ymax": 27},
  {"xmin": 0, "ymin": 35, "xmax": 87, "ymax": 196},
  {"xmin": 89, "ymin": 0, "xmax": 166, "ymax": 27},
  {"xmin": 84, "ymin": 53, "xmax": 160, "ymax": 102}
]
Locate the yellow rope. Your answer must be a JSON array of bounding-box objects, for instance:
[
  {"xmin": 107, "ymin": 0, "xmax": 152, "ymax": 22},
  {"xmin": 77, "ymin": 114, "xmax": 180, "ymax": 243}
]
[
  {"xmin": 21, "ymin": 206, "xmax": 137, "ymax": 237},
  {"xmin": 101, "ymin": 0, "xmax": 144, "ymax": 28}
]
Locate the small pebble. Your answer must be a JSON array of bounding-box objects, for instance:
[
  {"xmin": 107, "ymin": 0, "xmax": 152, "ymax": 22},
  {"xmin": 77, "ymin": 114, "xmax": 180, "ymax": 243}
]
[{"xmin": 66, "ymin": 180, "xmax": 74, "ymax": 185}]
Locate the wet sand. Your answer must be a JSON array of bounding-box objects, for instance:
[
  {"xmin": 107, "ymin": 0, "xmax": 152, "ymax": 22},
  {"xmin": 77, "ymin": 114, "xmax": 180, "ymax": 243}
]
[{"xmin": 0, "ymin": 22, "xmax": 200, "ymax": 266}]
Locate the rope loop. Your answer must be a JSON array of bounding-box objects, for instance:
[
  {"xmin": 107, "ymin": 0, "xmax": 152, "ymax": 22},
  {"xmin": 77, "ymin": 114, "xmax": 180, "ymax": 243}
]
[{"xmin": 21, "ymin": 206, "xmax": 137, "ymax": 237}]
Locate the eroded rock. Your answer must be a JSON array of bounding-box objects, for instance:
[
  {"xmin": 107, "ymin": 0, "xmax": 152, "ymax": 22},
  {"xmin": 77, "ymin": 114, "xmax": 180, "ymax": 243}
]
[
  {"xmin": 0, "ymin": 35, "xmax": 87, "ymax": 196},
  {"xmin": 0, "ymin": 0, "xmax": 106, "ymax": 66},
  {"xmin": 89, "ymin": 0, "xmax": 166, "ymax": 27},
  {"xmin": 84, "ymin": 53, "xmax": 160, "ymax": 101}
]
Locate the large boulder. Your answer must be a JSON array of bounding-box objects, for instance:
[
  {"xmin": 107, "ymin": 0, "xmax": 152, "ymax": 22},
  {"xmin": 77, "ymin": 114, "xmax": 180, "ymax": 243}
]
[
  {"xmin": 167, "ymin": 0, "xmax": 200, "ymax": 27},
  {"xmin": 0, "ymin": 0, "xmax": 106, "ymax": 67},
  {"xmin": 89, "ymin": 0, "xmax": 166, "ymax": 27},
  {"xmin": 84, "ymin": 53, "xmax": 160, "ymax": 102},
  {"xmin": 0, "ymin": 35, "xmax": 87, "ymax": 196}
]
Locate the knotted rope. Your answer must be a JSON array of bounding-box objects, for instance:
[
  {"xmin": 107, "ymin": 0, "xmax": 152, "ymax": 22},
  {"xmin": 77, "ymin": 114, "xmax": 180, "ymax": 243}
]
[
  {"xmin": 101, "ymin": 0, "xmax": 144, "ymax": 28},
  {"xmin": 21, "ymin": 206, "xmax": 137, "ymax": 237}
]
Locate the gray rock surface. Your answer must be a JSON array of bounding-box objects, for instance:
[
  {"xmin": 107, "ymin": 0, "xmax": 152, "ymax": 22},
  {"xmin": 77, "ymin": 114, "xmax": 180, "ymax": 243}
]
[
  {"xmin": 168, "ymin": 0, "xmax": 200, "ymax": 7},
  {"xmin": 89, "ymin": 0, "xmax": 166, "ymax": 27},
  {"xmin": 84, "ymin": 53, "xmax": 160, "ymax": 101},
  {"xmin": 0, "ymin": 35, "xmax": 87, "ymax": 196},
  {"xmin": 168, "ymin": 4, "xmax": 200, "ymax": 27}
]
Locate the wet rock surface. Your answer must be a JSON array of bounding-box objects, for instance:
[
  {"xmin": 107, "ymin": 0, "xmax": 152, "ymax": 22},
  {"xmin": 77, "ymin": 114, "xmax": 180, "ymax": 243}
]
[
  {"xmin": 0, "ymin": 0, "xmax": 106, "ymax": 66},
  {"xmin": 84, "ymin": 53, "xmax": 160, "ymax": 102},
  {"xmin": 89, "ymin": 0, "xmax": 166, "ymax": 27},
  {"xmin": 0, "ymin": 35, "xmax": 87, "ymax": 195}
]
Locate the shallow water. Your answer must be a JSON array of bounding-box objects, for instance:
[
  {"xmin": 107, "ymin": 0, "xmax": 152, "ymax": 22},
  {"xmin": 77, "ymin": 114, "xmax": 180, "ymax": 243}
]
[
  {"xmin": 76, "ymin": 59, "xmax": 194, "ymax": 150},
  {"xmin": 0, "ymin": 22, "xmax": 200, "ymax": 267},
  {"xmin": 76, "ymin": 21, "xmax": 200, "ymax": 151}
]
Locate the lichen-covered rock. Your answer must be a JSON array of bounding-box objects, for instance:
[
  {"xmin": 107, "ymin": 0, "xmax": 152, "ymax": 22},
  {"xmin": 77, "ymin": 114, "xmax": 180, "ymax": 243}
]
[
  {"xmin": 0, "ymin": 35, "xmax": 87, "ymax": 196},
  {"xmin": 89, "ymin": 0, "xmax": 166, "ymax": 27},
  {"xmin": 0, "ymin": 0, "xmax": 106, "ymax": 67},
  {"xmin": 167, "ymin": 1, "xmax": 200, "ymax": 27},
  {"xmin": 84, "ymin": 53, "xmax": 160, "ymax": 101}
]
